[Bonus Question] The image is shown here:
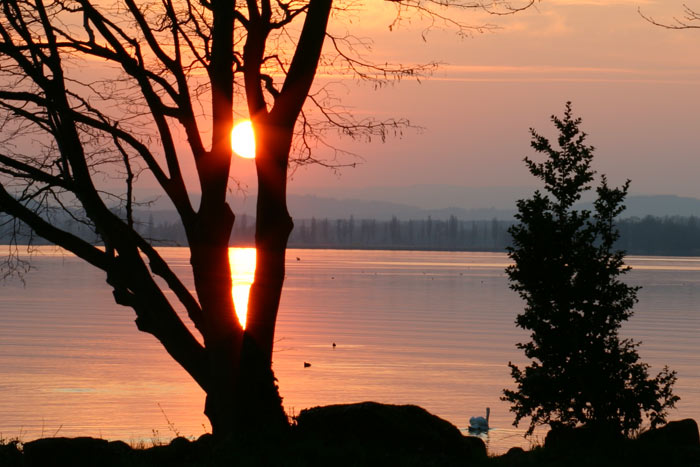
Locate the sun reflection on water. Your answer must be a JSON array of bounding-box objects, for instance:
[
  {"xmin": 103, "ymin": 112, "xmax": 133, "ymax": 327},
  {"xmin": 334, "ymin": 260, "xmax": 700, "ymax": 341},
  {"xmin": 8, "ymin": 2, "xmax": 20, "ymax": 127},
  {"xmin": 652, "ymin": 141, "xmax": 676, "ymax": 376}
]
[{"xmin": 228, "ymin": 247, "xmax": 256, "ymax": 328}]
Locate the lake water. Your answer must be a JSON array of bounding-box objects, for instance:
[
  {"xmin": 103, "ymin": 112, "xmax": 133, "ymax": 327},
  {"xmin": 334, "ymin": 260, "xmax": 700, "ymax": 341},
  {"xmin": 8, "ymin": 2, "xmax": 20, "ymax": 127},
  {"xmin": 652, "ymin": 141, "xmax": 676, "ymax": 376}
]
[{"xmin": 0, "ymin": 247, "xmax": 698, "ymax": 455}]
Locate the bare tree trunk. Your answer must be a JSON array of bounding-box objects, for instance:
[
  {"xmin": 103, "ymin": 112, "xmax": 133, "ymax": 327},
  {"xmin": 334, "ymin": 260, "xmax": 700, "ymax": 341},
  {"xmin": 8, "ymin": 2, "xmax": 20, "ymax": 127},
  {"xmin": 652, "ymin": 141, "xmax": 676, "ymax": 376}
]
[
  {"xmin": 234, "ymin": 121, "xmax": 295, "ymax": 435},
  {"xmin": 187, "ymin": 201, "xmax": 287, "ymax": 436},
  {"xmin": 188, "ymin": 209, "xmax": 239, "ymax": 436},
  {"xmin": 221, "ymin": 0, "xmax": 332, "ymax": 437},
  {"xmin": 247, "ymin": 123, "xmax": 294, "ymax": 363}
]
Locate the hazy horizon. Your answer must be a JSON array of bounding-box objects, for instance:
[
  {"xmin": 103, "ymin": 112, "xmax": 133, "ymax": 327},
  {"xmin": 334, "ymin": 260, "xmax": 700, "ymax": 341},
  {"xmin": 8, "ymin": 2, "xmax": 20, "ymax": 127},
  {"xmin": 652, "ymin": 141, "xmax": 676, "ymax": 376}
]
[{"xmin": 138, "ymin": 185, "xmax": 700, "ymax": 221}]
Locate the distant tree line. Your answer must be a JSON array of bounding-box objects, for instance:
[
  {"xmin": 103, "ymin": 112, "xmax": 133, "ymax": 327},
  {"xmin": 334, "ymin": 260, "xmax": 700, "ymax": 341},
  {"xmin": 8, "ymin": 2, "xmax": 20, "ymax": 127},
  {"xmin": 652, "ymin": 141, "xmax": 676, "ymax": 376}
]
[
  {"xmin": 122, "ymin": 215, "xmax": 512, "ymax": 251},
  {"xmin": 617, "ymin": 216, "xmax": 700, "ymax": 256},
  {"xmin": 287, "ymin": 215, "xmax": 700, "ymax": 255},
  {"xmin": 288, "ymin": 216, "xmax": 510, "ymax": 250},
  {"xmin": 4, "ymin": 212, "xmax": 700, "ymax": 256}
]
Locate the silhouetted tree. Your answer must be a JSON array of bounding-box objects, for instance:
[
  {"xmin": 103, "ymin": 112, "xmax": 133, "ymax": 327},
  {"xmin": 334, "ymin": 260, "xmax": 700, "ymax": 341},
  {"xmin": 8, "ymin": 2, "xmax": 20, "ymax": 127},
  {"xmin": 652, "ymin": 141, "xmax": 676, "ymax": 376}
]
[
  {"xmin": 0, "ymin": 0, "xmax": 537, "ymax": 439},
  {"xmin": 502, "ymin": 103, "xmax": 678, "ymax": 436}
]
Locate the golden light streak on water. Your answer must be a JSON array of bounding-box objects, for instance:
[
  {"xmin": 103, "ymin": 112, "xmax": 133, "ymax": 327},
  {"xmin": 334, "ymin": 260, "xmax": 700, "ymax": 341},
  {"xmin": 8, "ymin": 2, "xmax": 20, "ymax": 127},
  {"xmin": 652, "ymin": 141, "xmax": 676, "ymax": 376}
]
[
  {"xmin": 228, "ymin": 247, "xmax": 256, "ymax": 328},
  {"xmin": 2, "ymin": 248, "xmax": 699, "ymax": 454}
]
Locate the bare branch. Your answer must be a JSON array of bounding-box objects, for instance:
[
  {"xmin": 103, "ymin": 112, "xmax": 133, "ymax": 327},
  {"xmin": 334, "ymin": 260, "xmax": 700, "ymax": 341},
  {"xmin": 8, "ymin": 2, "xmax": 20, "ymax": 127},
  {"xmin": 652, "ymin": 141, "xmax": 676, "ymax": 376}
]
[
  {"xmin": 385, "ymin": 0, "xmax": 535, "ymax": 37},
  {"xmin": 639, "ymin": 4, "xmax": 700, "ymax": 30},
  {"xmin": 271, "ymin": 0, "xmax": 332, "ymax": 126},
  {"xmin": 0, "ymin": 183, "xmax": 109, "ymax": 270},
  {"xmin": 325, "ymin": 32, "xmax": 438, "ymax": 83},
  {"xmin": 0, "ymin": 153, "xmax": 70, "ymax": 189}
]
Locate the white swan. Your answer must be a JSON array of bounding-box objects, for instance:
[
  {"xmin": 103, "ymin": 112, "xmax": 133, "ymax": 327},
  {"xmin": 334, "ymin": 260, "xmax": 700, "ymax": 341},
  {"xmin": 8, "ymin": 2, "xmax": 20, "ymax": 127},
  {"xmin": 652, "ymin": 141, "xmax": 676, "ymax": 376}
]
[{"xmin": 469, "ymin": 407, "xmax": 490, "ymax": 432}]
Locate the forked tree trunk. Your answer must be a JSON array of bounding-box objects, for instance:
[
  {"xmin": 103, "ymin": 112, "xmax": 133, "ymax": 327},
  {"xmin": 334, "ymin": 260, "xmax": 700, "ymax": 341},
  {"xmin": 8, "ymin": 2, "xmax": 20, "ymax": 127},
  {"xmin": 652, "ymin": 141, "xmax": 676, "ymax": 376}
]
[
  {"xmin": 143, "ymin": 0, "xmax": 327, "ymax": 438},
  {"xmin": 202, "ymin": 0, "xmax": 331, "ymax": 436},
  {"xmin": 236, "ymin": 120, "xmax": 296, "ymax": 435},
  {"xmin": 188, "ymin": 214, "xmax": 289, "ymax": 436},
  {"xmin": 186, "ymin": 153, "xmax": 290, "ymax": 436}
]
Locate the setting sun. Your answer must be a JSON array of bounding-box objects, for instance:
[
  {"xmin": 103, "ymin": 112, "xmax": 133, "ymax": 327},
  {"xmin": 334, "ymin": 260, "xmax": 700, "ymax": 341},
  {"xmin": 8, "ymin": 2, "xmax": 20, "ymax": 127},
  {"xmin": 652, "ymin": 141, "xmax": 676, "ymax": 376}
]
[
  {"xmin": 229, "ymin": 247, "xmax": 257, "ymax": 328},
  {"xmin": 231, "ymin": 120, "xmax": 256, "ymax": 159}
]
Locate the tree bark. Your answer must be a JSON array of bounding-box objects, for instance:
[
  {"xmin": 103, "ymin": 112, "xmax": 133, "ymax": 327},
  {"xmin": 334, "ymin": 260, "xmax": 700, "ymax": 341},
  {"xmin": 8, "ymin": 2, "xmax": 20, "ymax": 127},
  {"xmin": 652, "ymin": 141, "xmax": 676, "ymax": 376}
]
[
  {"xmin": 245, "ymin": 0, "xmax": 332, "ymax": 364},
  {"xmin": 247, "ymin": 122, "xmax": 295, "ymax": 364}
]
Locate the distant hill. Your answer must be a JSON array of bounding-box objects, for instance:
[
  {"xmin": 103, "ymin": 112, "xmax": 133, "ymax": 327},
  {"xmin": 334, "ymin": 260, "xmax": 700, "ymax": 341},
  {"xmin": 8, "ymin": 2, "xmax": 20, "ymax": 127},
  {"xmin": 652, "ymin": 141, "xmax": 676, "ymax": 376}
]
[
  {"xmin": 618, "ymin": 195, "xmax": 700, "ymax": 218},
  {"xmin": 138, "ymin": 182, "xmax": 700, "ymax": 221},
  {"xmin": 287, "ymin": 194, "xmax": 700, "ymax": 221},
  {"xmin": 139, "ymin": 193, "xmax": 700, "ymax": 223},
  {"xmin": 286, "ymin": 194, "xmax": 515, "ymax": 221},
  {"xmin": 292, "ymin": 184, "xmax": 534, "ymax": 210}
]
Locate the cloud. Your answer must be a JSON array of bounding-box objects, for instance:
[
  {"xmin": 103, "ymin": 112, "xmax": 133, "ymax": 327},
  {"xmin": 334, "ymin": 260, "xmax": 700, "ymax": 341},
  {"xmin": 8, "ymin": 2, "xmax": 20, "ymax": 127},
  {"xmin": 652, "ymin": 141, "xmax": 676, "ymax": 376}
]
[
  {"xmin": 443, "ymin": 65, "xmax": 638, "ymax": 75},
  {"xmin": 312, "ymin": 61, "xmax": 700, "ymax": 85},
  {"xmin": 503, "ymin": 9, "xmax": 572, "ymax": 37},
  {"xmin": 433, "ymin": 64, "xmax": 700, "ymax": 85}
]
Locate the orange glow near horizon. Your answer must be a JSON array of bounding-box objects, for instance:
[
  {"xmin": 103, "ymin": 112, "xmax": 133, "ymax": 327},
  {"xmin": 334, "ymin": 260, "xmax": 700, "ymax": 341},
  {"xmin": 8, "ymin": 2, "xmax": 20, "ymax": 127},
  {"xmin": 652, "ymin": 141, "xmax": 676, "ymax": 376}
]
[
  {"xmin": 231, "ymin": 120, "xmax": 256, "ymax": 159},
  {"xmin": 229, "ymin": 247, "xmax": 256, "ymax": 328}
]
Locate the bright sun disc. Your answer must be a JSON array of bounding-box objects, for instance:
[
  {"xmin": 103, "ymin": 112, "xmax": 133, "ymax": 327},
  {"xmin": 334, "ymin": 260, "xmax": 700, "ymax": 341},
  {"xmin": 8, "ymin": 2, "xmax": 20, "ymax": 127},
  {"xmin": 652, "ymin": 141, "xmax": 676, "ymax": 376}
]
[{"xmin": 231, "ymin": 120, "xmax": 256, "ymax": 159}]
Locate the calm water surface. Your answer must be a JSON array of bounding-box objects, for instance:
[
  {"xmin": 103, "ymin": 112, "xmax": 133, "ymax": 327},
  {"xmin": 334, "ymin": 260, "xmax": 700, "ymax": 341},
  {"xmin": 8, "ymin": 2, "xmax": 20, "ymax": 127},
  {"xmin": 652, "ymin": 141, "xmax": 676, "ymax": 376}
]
[{"xmin": 1, "ymin": 247, "xmax": 698, "ymax": 454}]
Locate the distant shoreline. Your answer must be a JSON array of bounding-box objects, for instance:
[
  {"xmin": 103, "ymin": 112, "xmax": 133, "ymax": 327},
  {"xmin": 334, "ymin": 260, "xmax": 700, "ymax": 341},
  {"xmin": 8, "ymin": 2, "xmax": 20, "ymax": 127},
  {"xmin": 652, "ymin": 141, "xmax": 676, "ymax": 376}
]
[
  {"xmin": 5, "ymin": 212, "xmax": 700, "ymax": 256},
  {"xmin": 4, "ymin": 243, "xmax": 700, "ymax": 259}
]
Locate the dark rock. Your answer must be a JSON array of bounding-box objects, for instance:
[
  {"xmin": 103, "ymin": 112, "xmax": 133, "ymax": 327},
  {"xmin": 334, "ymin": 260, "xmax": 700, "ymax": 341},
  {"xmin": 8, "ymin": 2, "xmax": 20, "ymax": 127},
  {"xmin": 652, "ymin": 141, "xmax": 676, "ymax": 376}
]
[
  {"xmin": 463, "ymin": 435, "xmax": 487, "ymax": 458},
  {"xmin": 23, "ymin": 436, "xmax": 123, "ymax": 467},
  {"xmin": 166, "ymin": 436, "xmax": 197, "ymax": 460},
  {"xmin": 505, "ymin": 446, "xmax": 526, "ymax": 457},
  {"xmin": 196, "ymin": 432, "xmax": 214, "ymax": 449},
  {"xmin": 295, "ymin": 401, "xmax": 486, "ymax": 465},
  {"xmin": 544, "ymin": 423, "xmax": 623, "ymax": 452},
  {"xmin": 107, "ymin": 440, "xmax": 131, "ymax": 453},
  {"xmin": 169, "ymin": 436, "xmax": 192, "ymax": 449},
  {"xmin": 0, "ymin": 440, "xmax": 22, "ymax": 467},
  {"xmin": 498, "ymin": 446, "xmax": 528, "ymax": 466},
  {"xmin": 142, "ymin": 437, "xmax": 202, "ymax": 466},
  {"xmin": 638, "ymin": 419, "xmax": 700, "ymax": 447}
]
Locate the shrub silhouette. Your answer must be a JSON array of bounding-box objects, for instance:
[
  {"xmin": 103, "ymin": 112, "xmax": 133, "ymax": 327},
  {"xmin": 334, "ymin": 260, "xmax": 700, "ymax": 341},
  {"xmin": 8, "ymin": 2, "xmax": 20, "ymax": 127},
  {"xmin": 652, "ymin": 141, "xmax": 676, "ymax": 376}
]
[{"xmin": 502, "ymin": 102, "xmax": 678, "ymax": 437}]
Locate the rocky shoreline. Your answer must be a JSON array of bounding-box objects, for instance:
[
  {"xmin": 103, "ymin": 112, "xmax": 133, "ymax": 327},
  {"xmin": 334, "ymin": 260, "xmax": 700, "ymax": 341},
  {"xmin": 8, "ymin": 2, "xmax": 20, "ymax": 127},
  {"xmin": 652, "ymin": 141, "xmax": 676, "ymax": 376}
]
[{"xmin": 2, "ymin": 402, "xmax": 699, "ymax": 466}]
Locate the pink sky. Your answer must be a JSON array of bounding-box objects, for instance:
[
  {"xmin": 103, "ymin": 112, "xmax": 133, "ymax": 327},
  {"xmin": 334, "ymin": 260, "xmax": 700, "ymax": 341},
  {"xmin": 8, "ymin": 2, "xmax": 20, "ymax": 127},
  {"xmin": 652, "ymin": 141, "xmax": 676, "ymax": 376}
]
[{"xmin": 224, "ymin": 0, "xmax": 700, "ymax": 204}]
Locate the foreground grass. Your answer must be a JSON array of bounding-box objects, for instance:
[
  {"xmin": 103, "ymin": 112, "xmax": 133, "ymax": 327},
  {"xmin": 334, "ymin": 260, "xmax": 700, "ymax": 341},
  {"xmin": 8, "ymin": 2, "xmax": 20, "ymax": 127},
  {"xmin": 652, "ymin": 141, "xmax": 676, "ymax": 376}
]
[
  {"xmin": 2, "ymin": 403, "xmax": 698, "ymax": 466},
  {"xmin": 2, "ymin": 433, "xmax": 699, "ymax": 467}
]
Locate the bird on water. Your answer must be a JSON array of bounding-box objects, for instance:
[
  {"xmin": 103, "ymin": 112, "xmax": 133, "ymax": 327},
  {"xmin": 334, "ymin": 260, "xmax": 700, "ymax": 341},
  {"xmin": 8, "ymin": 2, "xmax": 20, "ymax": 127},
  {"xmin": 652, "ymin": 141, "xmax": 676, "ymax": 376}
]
[{"xmin": 468, "ymin": 407, "xmax": 490, "ymax": 432}]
